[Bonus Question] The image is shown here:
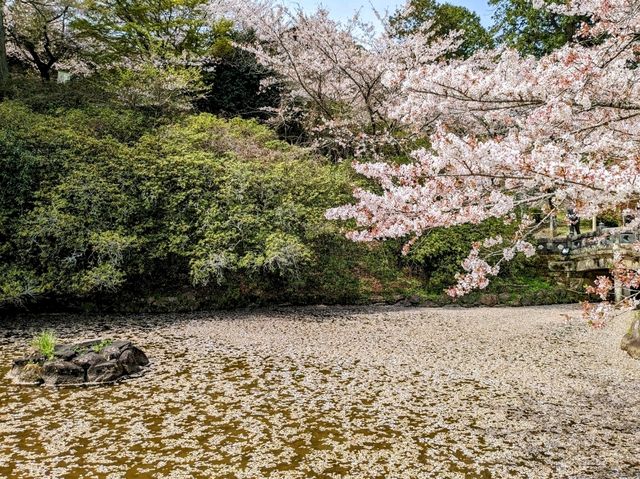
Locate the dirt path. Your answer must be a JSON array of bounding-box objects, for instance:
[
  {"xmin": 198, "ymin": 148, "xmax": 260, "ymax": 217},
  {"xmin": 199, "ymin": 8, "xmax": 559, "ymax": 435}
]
[{"xmin": 0, "ymin": 305, "xmax": 638, "ymax": 478}]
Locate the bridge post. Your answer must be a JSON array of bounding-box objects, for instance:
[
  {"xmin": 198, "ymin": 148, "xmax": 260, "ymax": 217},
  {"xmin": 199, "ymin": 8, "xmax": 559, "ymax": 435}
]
[
  {"xmin": 615, "ymin": 278, "xmax": 623, "ymax": 302},
  {"xmin": 550, "ymin": 215, "xmax": 556, "ymax": 238},
  {"xmin": 592, "ymin": 216, "xmax": 597, "ymax": 232},
  {"xmin": 613, "ymin": 243, "xmax": 623, "ymax": 302}
]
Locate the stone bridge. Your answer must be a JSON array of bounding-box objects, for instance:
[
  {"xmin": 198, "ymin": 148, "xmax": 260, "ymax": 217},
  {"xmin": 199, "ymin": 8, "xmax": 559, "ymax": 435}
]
[{"xmin": 537, "ymin": 229, "xmax": 640, "ymax": 300}]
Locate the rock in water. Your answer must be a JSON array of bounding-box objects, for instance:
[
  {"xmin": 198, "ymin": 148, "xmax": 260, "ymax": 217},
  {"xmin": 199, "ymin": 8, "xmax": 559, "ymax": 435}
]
[
  {"xmin": 10, "ymin": 359, "xmax": 44, "ymax": 384},
  {"xmin": 9, "ymin": 339, "xmax": 149, "ymax": 386},
  {"xmin": 53, "ymin": 344, "xmax": 77, "ymax": 361},
  {"xmin": 42, "ymin": 360, "xmax": 86, "ymax": 386},
  {"xmin": 621, "ymin": 317, "xmax": 640, "ymax": 359},
  {"xmin": 101, "ymin": 340, "xmax": 133, "ymax": 360},
  {"xmin": 87, "ymin": 360, "xmax": 124, "ymax": 383},
  {"xmin": 73, "ymin": 352, "xmax": 106, "ymax": 370},
  {"xmin": 119, "ymin": 346, "xmax": 149, "ymax": 374}
]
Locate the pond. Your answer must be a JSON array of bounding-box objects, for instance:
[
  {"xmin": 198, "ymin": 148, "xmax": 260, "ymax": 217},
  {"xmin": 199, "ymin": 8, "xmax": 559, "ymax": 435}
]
[{"xmin": 0, "ymin": 305, "xmax": 638, "ymax": 478}]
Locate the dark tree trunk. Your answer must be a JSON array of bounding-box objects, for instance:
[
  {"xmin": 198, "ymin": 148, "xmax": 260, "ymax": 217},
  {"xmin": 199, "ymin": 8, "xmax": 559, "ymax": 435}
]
[
  {"xmin": 0, "ymin": 1, "xmax": 8, "ymax": 83},
  {"xmin": 23, "ymin": 42, "xmax": 54, "ymax": 81}
]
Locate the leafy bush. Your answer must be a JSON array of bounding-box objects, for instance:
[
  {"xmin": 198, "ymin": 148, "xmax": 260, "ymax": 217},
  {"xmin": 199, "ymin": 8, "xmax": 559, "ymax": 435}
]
[
  {"xmin": 0, "ymin": 77, "xmax": 109, "ymax": 113},
  {"xmin": 407, "ymin": 219, "xmax": 518, "ymax": 290},
  {"xmin": 0, "ymin": 102, "xmax": 413, "ymax": 308},
  {"xmin": 0, "ymin": 101, "xmax": 557, "ymax": 311}
]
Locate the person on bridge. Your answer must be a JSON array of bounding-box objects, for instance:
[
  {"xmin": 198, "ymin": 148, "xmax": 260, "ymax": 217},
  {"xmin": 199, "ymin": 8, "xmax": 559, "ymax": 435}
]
[{"xmin": 567, "ymin": 208, "xmax": 581, "ymax": 236}]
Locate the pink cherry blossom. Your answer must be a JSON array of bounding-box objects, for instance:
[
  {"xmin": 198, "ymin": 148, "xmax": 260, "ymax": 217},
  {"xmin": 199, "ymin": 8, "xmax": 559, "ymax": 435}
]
[
  {"xmin": 230, "ymin": 0, "xmax": 640, "ymax": 324},
  {"xmin": 227, "ymin": 1, "xmax": 459, "ymax": 157}
]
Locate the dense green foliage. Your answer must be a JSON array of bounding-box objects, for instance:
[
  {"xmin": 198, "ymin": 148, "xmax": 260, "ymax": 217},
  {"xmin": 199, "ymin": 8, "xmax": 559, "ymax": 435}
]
[
  {"xmin": 409, "ymin": 220, "xmax": 516, "ymax": 290},
  {"xmin": 197, "ymin": 47, "xmax": 282, "ymax": 119},
  {"xmin": 489, "ymin": 0, "xmax": 585, "ymax": 57},
  {"xmin": 74, "ymin": 0, "xmax": 233, "ymax": 62},
  {"xmin": 391, "ymin": 0, "xmax": 494, "ymax": 58},
  {"xmin": 0, "ymin": 98, "xmax": 560, "ymax": 311},
  {"xmin": 0, "ymin": 101, "xmax": 417, "ymax": 308}
]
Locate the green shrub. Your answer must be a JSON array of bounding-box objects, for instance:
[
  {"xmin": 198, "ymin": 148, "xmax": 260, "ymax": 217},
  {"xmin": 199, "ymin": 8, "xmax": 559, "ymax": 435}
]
[
  {"xmin": 0, "ymin": 101, "xmax": 557, "ymax": 310},
  {"xmin": 0, "ymin": 267, "xmax": 42, "ymax": 307},
  {"xmin": 407, "ymin": 219, "xmax": 518, "ymax": 290},
  {"xmin": 0, "ymin": 103, "xmax": 413, "ymax": 308}
]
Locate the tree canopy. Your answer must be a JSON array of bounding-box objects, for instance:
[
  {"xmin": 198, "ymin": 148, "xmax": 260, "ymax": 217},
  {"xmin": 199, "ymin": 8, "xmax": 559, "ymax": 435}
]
[
  {"xmin": 489, "ymin": 0, "xmax": 585, "ymax": 57},
  {"xmin": 390, "ymin": 0, "xmax": 494, "ymax": 58}
]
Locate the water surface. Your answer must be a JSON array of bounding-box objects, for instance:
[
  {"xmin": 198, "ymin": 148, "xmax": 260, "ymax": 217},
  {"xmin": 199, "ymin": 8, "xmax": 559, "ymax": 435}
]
[{"xmin": 1, "ymin": 305, "xmax": 638, "ymax": 478}]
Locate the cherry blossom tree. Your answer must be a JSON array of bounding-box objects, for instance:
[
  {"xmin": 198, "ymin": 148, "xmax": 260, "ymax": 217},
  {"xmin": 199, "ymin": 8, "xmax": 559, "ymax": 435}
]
[
  {"xmin": 326, "ymin": 0, "xmax": 640, "ymax": 323},
  {"xmin": 228, "ymin": 1, "xmax": 459, "ymax": 158}
]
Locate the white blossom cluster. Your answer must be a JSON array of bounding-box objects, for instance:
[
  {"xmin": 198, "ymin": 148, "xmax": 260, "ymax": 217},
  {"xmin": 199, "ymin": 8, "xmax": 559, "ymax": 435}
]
[
  {"xmin": 224, "ymin": 0, "xmax": 459, "ymax": 157},
  {"xmin": 316, "ymin": 0, "xmax": 640, "ymax": 313}
]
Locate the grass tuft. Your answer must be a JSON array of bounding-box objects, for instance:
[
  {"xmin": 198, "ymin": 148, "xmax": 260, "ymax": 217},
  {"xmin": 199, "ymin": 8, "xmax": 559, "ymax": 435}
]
[{"xmin": 30, "ymin": 330, "xmax": 57, "ymax": 360}]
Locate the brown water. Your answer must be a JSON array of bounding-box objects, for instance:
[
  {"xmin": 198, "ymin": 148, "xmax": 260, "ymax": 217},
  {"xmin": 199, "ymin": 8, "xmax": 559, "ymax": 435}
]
[{"xmin": 0, "ymin": 306, "xmax": 639, "ymax": 478}]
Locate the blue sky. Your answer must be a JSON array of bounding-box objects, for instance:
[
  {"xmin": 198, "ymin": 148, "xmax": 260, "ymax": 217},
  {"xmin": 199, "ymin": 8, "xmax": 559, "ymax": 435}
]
[{"xmin": 287, "ymin": 0, "xmax": 494, "ymax": 27}]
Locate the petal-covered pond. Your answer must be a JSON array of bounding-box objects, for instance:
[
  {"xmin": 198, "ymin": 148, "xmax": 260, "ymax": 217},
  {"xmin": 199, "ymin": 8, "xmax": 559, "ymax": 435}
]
[{"xmin": 1, "ymin": 305, "xmax": 639, "ymax": 478}]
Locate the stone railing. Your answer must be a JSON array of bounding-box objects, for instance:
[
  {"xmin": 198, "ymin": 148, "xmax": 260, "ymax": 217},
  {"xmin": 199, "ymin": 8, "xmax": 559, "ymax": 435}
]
[{"xmin": 537, "ymin": 228, "xmax": 640, "ymax": 256}]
